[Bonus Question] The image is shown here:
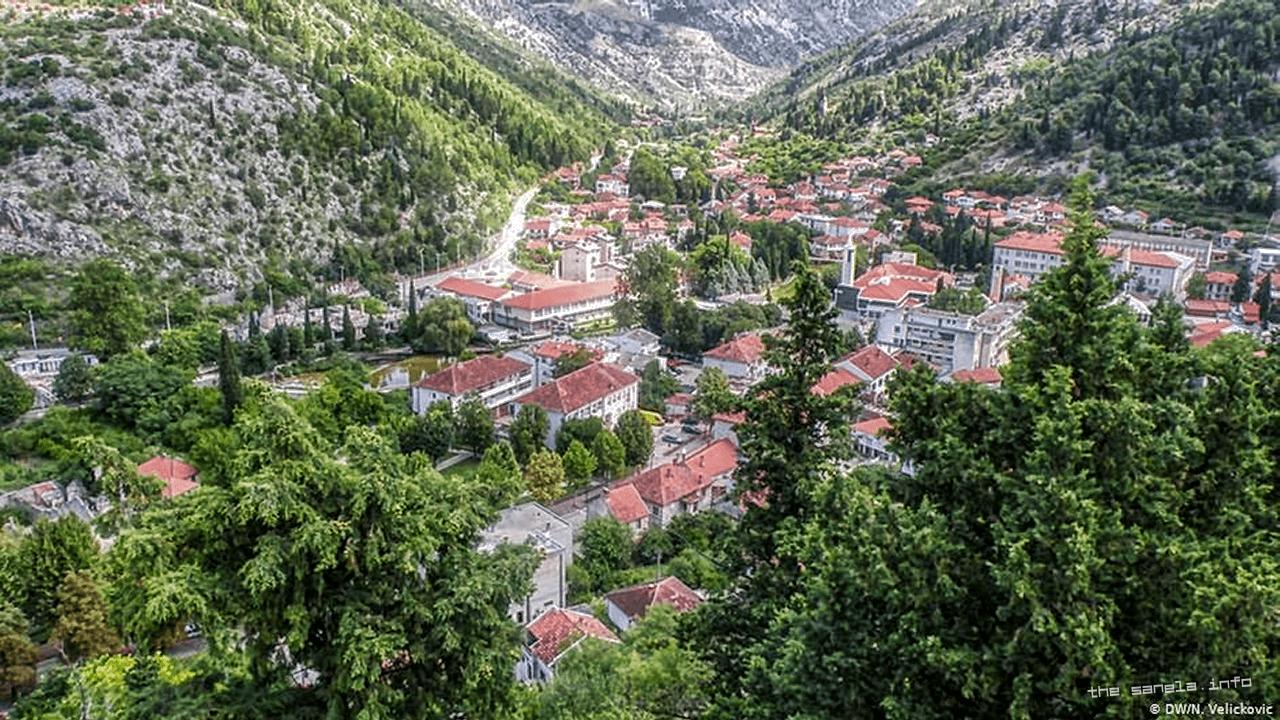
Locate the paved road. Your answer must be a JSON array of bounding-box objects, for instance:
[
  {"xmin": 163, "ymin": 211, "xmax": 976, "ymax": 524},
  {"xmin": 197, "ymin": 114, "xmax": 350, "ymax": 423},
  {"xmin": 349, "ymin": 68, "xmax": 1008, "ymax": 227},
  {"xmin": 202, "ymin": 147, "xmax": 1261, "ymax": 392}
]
[{"xmin": 398, "ymin": 186, "xmax": 539, "ymax": 296}]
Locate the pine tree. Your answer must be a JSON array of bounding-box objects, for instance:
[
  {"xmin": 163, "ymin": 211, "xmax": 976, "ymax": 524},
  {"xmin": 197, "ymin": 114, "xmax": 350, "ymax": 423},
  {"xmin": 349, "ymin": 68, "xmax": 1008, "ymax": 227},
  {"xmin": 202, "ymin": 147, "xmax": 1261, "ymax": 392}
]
[
  {"xmin": 341, "ymin": 306, "xmax": 357, "ymax": 351},
  {"xmin": 302, "ymin": 308, "xmax": 315, "ymax": 350},
  {"xmin": 1254, "ymin": 275, "xmax": 1272, "ymax": 329},
  {"xmin": 218, "ymin": 329, "xmax": 242, "ymax": 425},
  {"xmin": 1231, "ymin": 266, "xmax": 1252, "ymax": 304},
  {"xmin": 363, "ymin": 314, "xmax": 384, "ymax": 350},
  {"xmin": 52, "ymin": 354, "xmax": 93, "ymax": 403},
  {"xmin": 50, "ymin": 571, "xmax": 120, "ymax": 663}
]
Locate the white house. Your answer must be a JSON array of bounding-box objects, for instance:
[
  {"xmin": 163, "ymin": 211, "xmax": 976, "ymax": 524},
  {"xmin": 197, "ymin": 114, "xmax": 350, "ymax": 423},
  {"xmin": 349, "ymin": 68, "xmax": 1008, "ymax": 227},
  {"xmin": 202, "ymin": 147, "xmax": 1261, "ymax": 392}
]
[
  {"xmin": 512, "ymin": 362, "xmax": 639, "ymax": 448},
  {"xmin": 411, "ymin": 355, "xmax": 533, "ymax": 413},
  {"xmin": 517, "ymin": 608, "xmax": 619, "ymax": 683},
  {"xmin": 834, "ymin": 345, "xmax": 900, "ymax": 398},
  {"xmin": 614, "ymin": 438, "xmax": 739, "ymax": 527},
  {"xmin": 701, "ymin": 333, "xmax": 768, "ymax": 381},
  {"xmin": 432, "ymin": 276, "xmax": 512, "ymax": 325},
  {"xmin": 875, "ymin": 302, "xmax": 1022, "ymax": 375}
]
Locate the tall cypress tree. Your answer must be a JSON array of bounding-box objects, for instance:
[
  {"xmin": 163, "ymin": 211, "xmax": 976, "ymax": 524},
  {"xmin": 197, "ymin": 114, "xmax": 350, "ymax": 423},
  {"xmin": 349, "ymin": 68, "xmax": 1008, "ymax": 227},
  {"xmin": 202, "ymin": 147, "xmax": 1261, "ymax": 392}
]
[
  {"xmin": 218, "ymin": 329, "xmax": 242, "ymax": 425},
  {"xmin": 302, "ymin": 308, "xmax": 315, "ymax": 350},
  {"xmin": 341, "ymin": 306, "xmax": 357, "ymax": 351},
  {"xmin": 1254, "ymin": 275, "xmax": 1272, "ymax": 329}
]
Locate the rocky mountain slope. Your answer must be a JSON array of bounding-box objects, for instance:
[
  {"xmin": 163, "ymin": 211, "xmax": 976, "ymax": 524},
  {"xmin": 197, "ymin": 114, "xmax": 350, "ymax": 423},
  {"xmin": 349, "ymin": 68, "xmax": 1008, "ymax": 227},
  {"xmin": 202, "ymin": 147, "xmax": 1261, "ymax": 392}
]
[
  {"xmin": 436, "ymin": 0, "xmax": 918, "ymax": 110},
  {"xmin": 0, "ymin": 0, "xmax": 615, "ymax": 290}
]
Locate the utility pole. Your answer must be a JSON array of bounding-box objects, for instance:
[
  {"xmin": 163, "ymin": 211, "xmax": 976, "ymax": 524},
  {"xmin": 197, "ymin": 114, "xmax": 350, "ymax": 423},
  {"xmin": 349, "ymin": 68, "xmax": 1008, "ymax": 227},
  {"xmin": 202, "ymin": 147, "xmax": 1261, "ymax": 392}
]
[
  {"xmin": 27, "ymin": 309, "xmax": 37, "ymax": 351},
  {"xmin": 164, "ymin": 301, "xmax": 172, "ymax": 332}
]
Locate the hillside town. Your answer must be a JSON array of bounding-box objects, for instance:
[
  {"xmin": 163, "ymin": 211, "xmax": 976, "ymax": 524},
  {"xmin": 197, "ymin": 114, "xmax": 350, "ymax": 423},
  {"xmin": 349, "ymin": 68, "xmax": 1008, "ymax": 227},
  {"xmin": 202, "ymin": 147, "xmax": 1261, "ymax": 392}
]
[{"xmin": 5, "ymin": 127, "xmax": 1277, "ymax": 693}]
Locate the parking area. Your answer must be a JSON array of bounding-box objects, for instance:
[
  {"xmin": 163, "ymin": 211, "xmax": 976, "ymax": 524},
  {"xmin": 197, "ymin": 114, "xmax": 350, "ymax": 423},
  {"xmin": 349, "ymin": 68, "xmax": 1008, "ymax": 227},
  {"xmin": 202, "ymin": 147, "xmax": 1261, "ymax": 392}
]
[{"xmin": 649, "ymin": 417, "xmax": 708, "ymax": 467}]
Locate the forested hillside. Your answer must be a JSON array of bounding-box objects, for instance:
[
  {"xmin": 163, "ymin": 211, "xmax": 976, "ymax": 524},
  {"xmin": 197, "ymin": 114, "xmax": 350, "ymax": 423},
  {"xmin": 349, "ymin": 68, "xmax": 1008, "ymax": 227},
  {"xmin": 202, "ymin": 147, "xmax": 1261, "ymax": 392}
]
[
  {"xmin": 0, "ymin": 0, "xmax": 616, "ymax": 289},
  {"xmin": 752, "ymin": 0, "xmax": 1278, "ymax": 217}
]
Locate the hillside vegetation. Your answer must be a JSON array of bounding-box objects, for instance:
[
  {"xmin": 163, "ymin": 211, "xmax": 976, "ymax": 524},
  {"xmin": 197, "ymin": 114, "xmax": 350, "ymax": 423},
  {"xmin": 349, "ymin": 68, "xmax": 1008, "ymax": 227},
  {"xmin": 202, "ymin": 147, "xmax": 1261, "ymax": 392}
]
[{"xmin": 0, "ymin": 0, "xmax": 616, "ymax": 290}]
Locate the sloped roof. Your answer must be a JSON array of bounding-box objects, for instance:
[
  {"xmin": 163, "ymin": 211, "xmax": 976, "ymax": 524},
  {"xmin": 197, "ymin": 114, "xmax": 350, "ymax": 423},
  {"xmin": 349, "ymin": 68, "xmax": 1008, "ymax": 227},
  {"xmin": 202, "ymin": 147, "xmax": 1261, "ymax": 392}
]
[
  {"xmin": 526, "ymin": 608, "xmax": 619, "ymax": 665},
  {"xmin": 604, "ymin": 484, "xmax": 650, "ymax": 524},
  {"xmin": 500, "ymin": 280, "xmax": 618, "ymax": 311},
  {"xmin": 605, "ymin": 576, "xmax": 702, "ymax": 622},
  {"xmin": 703, "ymin": 333, "xmax": 766, "ymax": 364},
  {"xmin": 516, "ymin": 362, "xmax": 638, "ymax": 414},
  {"xmin": 137, "ymin": 456, "xmax": 199, "ymax": 499},
  {"xmin": 436, "ymin": 276, "xmax": 510, "ymax": 302},
  {"xmin": 841, "ymin": 345, "xmax": 898, "ymax": 381},
  {"xmin": 418, "ymin": 355, "xmax": 530, "ymax": 396}
]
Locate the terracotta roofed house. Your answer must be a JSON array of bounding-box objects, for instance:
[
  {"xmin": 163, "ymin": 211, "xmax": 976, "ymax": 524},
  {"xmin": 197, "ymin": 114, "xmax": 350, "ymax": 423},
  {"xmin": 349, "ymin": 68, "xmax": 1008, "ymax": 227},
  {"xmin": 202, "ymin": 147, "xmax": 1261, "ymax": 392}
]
[
  {"xmin": 604, "ymin": 484, "xmax": 650, "ymax": 533},
  {"xmin": 136, "ymin": 456, "xmax": 199, "ymax": 499},
  {"xmin": 513, "ymin": 362, "xmax": 639, "ymax": 448},
  {"xmin": 412, "ymin": 355, "xmax": 533, "ymax": 413},
  {"xmin": 835, "ymin": 345, "xmax": 900, "ymax": 397},
  {"xmin": 517, "ymin": 608, "xmax": 619, "ymax": 683},
  {"xmin": 493, "ymin": 280, "xmax": 619, "ymax": 334},
  {"xmin": 702, "ymin": 332, "xmax": 769, "ymax": 381},
  {"xmin": 604, "ymin": 576, "xmax": 703, "ymax": 632},
  {"xmin": 617, "ymin": 437, "xmax": 739, "ymax": 526}
]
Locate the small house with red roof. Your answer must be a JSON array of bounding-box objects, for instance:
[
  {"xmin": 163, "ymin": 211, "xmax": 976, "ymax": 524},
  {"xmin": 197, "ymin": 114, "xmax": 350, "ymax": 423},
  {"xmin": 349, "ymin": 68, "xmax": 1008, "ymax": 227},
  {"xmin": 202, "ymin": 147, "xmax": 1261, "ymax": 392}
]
[
  {"xmin": 1203, "ymin": 271, "xmax": 1238, "ymax": 302},
  {"xmin": 136, "ymin": 456, "xmax": 199, "ymax": 499},
  {"xmin": 603, "ymin": 484, "xmax": 651, "ymax": 534},
  {"xmin": 517, "ymin": 608, "xmax": 619, "ymax": 683},
  {"xmin": 852, "ymin": 416, "xmax": 895, "ymax": 462},
  {"xmin": 412, "ymin": 355, "xmax": 533, "ymax": 414},
  {"xmin": 835, "ymin": 345, "xmax": 900, "ymax": 397},
  {"xmin": 702, "ymin": 333, "xmax": 769, "ymax": 381},
  {"xmin": 604, "ymin": 576, "xmax": 703, "ymax": 632},
  {"xmin": 513, "ymin": 363, "xmax": 639, "ymax": 448},
  {"xmin": 613, "ymin": 438, "xmax": 740, "ymax": 527}
]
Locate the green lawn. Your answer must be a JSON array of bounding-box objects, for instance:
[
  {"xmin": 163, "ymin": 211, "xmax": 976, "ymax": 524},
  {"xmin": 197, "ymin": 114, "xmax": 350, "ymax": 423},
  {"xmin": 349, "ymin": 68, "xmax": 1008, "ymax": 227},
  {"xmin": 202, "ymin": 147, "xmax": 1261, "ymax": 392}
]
[{"xmin": 438, "ymin": 458, "xmax": 480, "ymax": 480}]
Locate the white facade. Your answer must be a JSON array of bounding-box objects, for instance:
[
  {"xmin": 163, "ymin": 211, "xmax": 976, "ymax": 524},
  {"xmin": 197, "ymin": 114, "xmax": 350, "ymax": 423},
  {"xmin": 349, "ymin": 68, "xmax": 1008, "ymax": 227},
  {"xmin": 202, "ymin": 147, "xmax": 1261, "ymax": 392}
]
[
  {"xmin": 542, "ymin": 382, "xmax": 639, "ymax": 448},
  {"xmin": 557, "ymin": 243, "xmax": 600, "ymax": 283},
  {"xmin": 875, "ymin": 302, "xmax": 1023, "ymax": 374},
  {"xmin": 410, "ymin": 364, "xmax": 534, "ymax": 414},
  {"xmin": 479, "ymin": 502, "xmax": 573, "ymax": 625},
  {"xmin": 1250, "ymin": 246, "xmax": 1280, "ymax": 276}
]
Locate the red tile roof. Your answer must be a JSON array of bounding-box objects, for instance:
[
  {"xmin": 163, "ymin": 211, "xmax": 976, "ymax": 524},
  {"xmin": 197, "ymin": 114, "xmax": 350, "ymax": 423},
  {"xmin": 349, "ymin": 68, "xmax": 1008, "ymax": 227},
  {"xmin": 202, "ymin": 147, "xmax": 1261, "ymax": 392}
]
[
  {"xmin": 703, "ymin": 333, "xmax": 767, "ymax": 365},
  {"xmin": 1204, "ymin": 271, "xmax": 1238, "ymax": 285},
  {"xmin": 418, "ymin": 355, "xmax": 530, "ymax": 396},
  {"xmin": 435, "ymin": 276, "xmax": 510, "ymax": 302},
  {"xmin": 137, "ymin": 456, "xmax": 199, "ymax": 499},
  {"xmin": 532, "ymin": 340, "xmax": 589, "ymax": 360},
  {"xmin": 526, "ymin": 608, "xmax": 619, "ymax": 665},
  {"xmin": 853, "ymin": 417, "xmax": 893, "ymax": 437},
  {"xmin": 812, "ymin": 367, "xmax": 860, "ymax": 396},
  {"xmin": 1188, "ymin": 320, "xmax": 1235, "ymax": 348},
  {"xmin": 624, "ymin": 438, "xmax": 738, "ymax": 507},
  {"xmin": 995, "ymin": 231, "xmax": 1067, "ymax": 255},
  {"xmin": 712, "ymin": 410, "xmax": 746, "ymax": 426},
  {"xmin": 1184, "ymin": 299, "xmax": 1231, "ymax": 317},
  {"xmin": 516, "ymin": 362, "xmax": 637, "ymax": 414},
  {"xmin": 500, "ymin": 280, "xmax": 618, "ymax": 311},
  {"xmin": 950, "ymin": 367, "xmax": 1003, "ymax": 385},
  {"xmin": 605, "ymin": 484, "xmax": 650, "ymax": 524},
  {"xmin": 605, "ymin": 576, "xmax": 702, "ymax": 622},
  {"xmin": 841, "ymin": 345, "xmax": 898, "ymax": 381}
]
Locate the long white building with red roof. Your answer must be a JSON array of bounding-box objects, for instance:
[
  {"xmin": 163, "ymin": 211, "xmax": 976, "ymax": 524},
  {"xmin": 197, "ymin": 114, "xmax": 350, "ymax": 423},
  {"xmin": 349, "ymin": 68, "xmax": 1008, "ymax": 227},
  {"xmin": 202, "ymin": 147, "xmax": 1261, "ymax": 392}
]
[
  {"xmin": 493, "ymin": 279, "xmax": 619, "ymax": 334},
  {"xmin": 411, "ymin": 354, "xmax": 533, "ymax": 413},
  {"xmin": 512, "ymin": 362, "xmax": 639, "ymax": 448},
  {"xmin": 990, "ymin": 231, "xmax": 1196, "ymax": 300}
]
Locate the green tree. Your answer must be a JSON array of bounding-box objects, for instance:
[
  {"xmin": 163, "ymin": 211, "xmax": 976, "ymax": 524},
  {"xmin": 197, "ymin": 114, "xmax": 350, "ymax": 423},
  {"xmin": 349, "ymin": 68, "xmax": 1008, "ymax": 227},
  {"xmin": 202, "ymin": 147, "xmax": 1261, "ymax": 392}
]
[
  {"xmin": 614, "ymin": 410, "xmax": 653, "ymax": 468},
  {"xmin": 1254, "ymin": 275, "xmax": 1272, "ymax": 329},
  {"xmin": 556, "ymin": 417, "xmax": 604, "ymax": 454},
  {"xmin": 562, "ymin": 439, "xmax": 597, "ymax": 488},
  {"xmin": 613, "ymin": 246, "xmax": 682, "ymax": 335},
  {"xmin": 575, "ymin": 517, "xmax": 632, "ymax": 595},
  {"xmin": 1185, "ymin": 271, "xmax": 1207, "ymax": 300},
  {"xmin": 473, "ymin": 442, "xmax": 523, "ymax": 511},
  {"xmin": 398, "ymin": 401, "xmax": 454, "ymax": 461},
  {"xmin": 217, "ymin": 330, "xmax": 242, "ymax": 425},
  {"xmin": 509, "ymin": 404, "xmax": 550, "ymax": 464},
  {"xmin": 341, "ymin": 306, "xmax": 357, "ymax": 351},
  {"xmin": 552, "ymin": 348, "xmax": 595, "ymax": 378},
  {"xmin": 363, "ymin": 314, "xmax": 384, "ymax": 350},
  {"xmin": 456, "ymin": 395, "xmax": 494, "ymax": 453},
  {"xmin": 591, "ymin": 429, "xmax": 626, "ymax": 480},
  {"xmin": 0, "ymin": 603, "xmax": 36, "ymax": 701},
  {"xmin": 16, "ymin": 518, "xmax": 96, "ymax": 637},
  {"xmin": 104, "ymin": 401, "xmax": 538, "ymax": 719},
  {"xmin": 411, "ymin": 298, "xmax": 473, "ymax": 356},
  {"xmin": 638, "ymin": 359, "xmax": 679, "ymax": 412},
  {"xmin": 66, "ymin": 260, "xmax": 146, "ymax": 358},
  {"xmin": 50, "ymin": 571, "xmax": 120, "ymax": 664},
  {"xmin": 1231, "ymin": 265, "xmax": 1253, "ymax": 304},
  {"xmin": 92, "ymin": 354, "xmax": 191, "ymax": 430},
  {"xmin": 524, "ymin": 449, "xmax": 565, "ymax": 502},
  {"xmin": 0, "ymin": 363, "xmax": 34, "ymax": 425},
  {"xmin": 691, "ymin": 366, "xmax": 735, "ymax": 423},
  {"xmin": 52, "ymin": 354, "xmax": 93, "ymax": 404}
]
